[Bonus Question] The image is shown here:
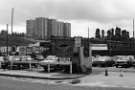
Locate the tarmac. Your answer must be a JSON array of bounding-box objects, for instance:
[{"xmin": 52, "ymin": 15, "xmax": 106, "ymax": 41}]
[{"xmin": 1, "ymin": 67, "xmax": 135, "ymax": 89}]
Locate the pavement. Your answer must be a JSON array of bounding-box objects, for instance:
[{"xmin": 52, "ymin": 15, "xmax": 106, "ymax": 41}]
[
  {"xmin": 0, "ymin": 69, "xmax": 84, "ymax": 80},
  {"xmin": 75, "ymin": 67, "xmax": 135, "ymax": 89},
  {"xmin": 92, "ymin": 67, "xmax": 135, "ymax": 72}
]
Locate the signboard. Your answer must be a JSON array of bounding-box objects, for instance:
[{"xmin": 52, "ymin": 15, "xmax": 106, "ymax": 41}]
[
  {"xmin": 90, "ymin": 44, "xmax": 108, "ymax": 50},
  {"xmin": 19, "ymin": 46, "xmax": 44, "ymax": 55},
  {"xmin": 32, "ymin": 46, "xmax": 43, "ymax": 54},
  {"xmin": 74, "ymin": 37, "xmax": 82, "ymax": 47},
  {"xmin": 26, "ymin": 47, "xmax": 33, "ymax": 55},
  {"xmin": 58, "ymin": 57, "xmax": 71, "ymax": 64},
  {"xmin": 19, "ymin": 46, "xmax": 26, "ymax": 55}
]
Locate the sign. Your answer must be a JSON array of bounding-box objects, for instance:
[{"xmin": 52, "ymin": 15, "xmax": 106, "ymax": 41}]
[
  {"xmin": 58, "ymin": 57, "xmax": 71, "ymax": 64},
  {"xmin": 90, "ymin": 44, "xmax": 108, "ymax": 50},
  {"xmin": 19, "ymin": 46, "xmax": 26, "ymax": 55},
  {"xmin": 26, "ymin": 47, "xmax": 33, "ymax": 54},
  {"xmin": 74, "ymin": 37, "xmax": 82, "ymax": 47},
  {"xmin": 32, "ymin": 46, "xmax": 42, "ymax": 54}
]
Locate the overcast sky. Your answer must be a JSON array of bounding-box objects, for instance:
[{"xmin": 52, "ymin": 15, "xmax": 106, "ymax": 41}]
[{"xmin": 0, "ymin": 0, "xmax": 135, "ymax": 37}]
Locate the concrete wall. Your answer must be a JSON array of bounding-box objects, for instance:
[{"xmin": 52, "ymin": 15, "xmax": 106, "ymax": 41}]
[{"xmin": 79, "ymin": 47, "xmax": 92, "ymax": 73}]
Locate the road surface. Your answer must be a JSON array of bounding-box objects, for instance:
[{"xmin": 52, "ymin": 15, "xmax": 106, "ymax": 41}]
[{"xmin": 0, "ymin": 76, "xmax": 134, "ymax": 90}]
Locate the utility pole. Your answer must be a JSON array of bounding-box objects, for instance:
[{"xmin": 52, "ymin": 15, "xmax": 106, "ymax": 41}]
[
  {"xmin": 6, "ymin": 24, "xmax": 9, "ymax": 56},
  {"xmin": 11, "ymin": 8, "xmax": 14, "ymax": 34}
]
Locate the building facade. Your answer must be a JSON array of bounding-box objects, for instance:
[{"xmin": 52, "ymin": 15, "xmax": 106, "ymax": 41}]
[{"xmin": 26, "ymin": 17, "xmax": 71, "ymax": 40}]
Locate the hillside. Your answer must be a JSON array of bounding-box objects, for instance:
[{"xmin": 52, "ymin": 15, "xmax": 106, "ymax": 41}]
[{"xmin": 0, "ymin": 35, "xmax": 35, "ymax": 46}]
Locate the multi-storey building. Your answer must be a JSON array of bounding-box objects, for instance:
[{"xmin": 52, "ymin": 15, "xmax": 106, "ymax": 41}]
[
  {"xmin": 63, "ymin": 23, "xmax": 71, "ymax": 37},
  {"xmin": 35, "ymin": 17, "xmax": 48, "ymax": 40},
  {"xmin": 26, "ymin": 17, "xmax": 71, "ymax": 40},
  {"xmin": 26, "ymin": 19, "xmax": 35, "ymax": 38},
  {"xmin": 47, "ymin": 19, "xmax": 53, "ymax": 39},
  {"xmin": 57, "ymin": 21, "xmax": 64, "ymax": 36},
  {"xmin": 51, "ymin": 19, "xmax": 58, "ymax": 37}
]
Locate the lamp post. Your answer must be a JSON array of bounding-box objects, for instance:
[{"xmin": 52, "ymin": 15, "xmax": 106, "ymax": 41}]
[
  {"xmin": 6, "ymin": 24, "xmax": 9, "ymax": 56},
  {"xmin": 88, "ymin": 27, "xmax": 92, "ymax": 73},
  {"xmin": 5, "ymin": 24, "xmax": 10, "ymax": 70}
]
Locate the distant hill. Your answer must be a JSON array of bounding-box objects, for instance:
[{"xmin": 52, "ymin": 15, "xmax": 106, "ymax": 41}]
[{"xmin": 0, "ymin": 35, "xmax": 35, "ymax": 46}]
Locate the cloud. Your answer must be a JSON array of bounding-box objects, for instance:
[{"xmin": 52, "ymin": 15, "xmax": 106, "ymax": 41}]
[
  {"xmin": 0, "ymin": 0, "xmax": 135, "ymax": 36},
  {"xmin": 1, "ymin": 0, "xmax": 135, "ymax": 24}
]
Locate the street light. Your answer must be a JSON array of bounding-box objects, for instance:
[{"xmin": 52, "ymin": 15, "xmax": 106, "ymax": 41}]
[{"xmin": 6, "ymin": 24, "xmax": 9, "ymax": 56}]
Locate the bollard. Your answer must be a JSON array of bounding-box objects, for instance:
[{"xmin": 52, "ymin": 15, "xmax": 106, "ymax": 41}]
[
  {"xmin": 105, "ymin": 69, "xmax": 108, "ymax": 76},
  {"xmin": 120, "ymin": 70, "xmax": 123, "ymax": 77},
  {"xmin": 120, "ymin": 73, "xmax": 123, "ymax": 77}
]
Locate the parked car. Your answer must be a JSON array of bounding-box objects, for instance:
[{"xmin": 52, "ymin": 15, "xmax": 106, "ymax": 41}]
[
  {"xmin": 35, "ymin": 55, "xmax": 44, "ymax": 61},
  {"xmin": 92, "ymin": 56, "xmax": 115, "ymax": 67},
  {"xmin": 2, "ymin": 55, "xmax": 34, "ymax": 70},
  {"xmin": 40, "ymin": 55, "xmax": 58, "ymax": 64},
  {"xmin": 39, "ymin": 55, "xmax": 59, "ymax": 71},
  {"xmin": 113, "ymin": 56, "xmax": 134, "ymax": 68},
  {"xmin": 20, "ymin": 56, "xmax": 33, "ymax": 61},
  {"xmin": 46, "ymin": 55, "xmax": 58, "ymax": 61},
  {"xmin": 3, "ymin": 56, "xmax": 20, "ymax": 61}
]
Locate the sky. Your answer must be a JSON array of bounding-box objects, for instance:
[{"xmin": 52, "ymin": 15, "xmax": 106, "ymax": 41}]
[{"xmin": 0, "ymin": 0, "xmax": 135, "ymax": 37}]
